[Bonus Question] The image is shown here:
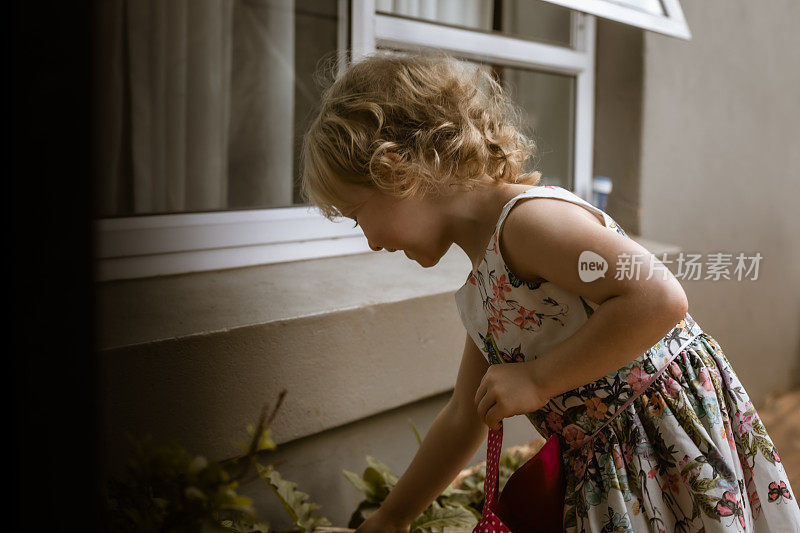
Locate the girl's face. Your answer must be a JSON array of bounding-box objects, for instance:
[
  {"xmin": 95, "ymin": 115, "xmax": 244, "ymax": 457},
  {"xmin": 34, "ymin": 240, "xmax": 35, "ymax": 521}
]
[{"xmin": 341, "ymin": 183, "xmax": 451, "ymax": 267}]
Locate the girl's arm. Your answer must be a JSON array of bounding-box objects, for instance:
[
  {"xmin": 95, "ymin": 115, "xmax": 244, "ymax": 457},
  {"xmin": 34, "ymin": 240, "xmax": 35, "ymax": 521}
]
[
  {"xmin": 528, "ymin": 277, "xmax": 687, "ymax": 403},
  {"xmin": 477, "ymin": 198, "xmax": 688, "ymax": 425},
  {"xmin": 358, "ymin": 333, "xmax": 490, "ymax": 531}
]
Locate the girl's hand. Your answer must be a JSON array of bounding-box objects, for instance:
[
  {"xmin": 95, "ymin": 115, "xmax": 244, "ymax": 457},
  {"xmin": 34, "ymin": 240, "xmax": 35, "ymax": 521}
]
[
  {"xmin": 354, "ymin": 509, "xmax": 411, "ymax": 533},
  {"xmin": 473, "ymin": 361, "xmax": 551, "ymax": 430}
]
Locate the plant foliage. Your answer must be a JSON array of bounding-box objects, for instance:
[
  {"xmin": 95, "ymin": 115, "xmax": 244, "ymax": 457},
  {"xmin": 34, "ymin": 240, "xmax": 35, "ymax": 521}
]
[
  {"xmin": 343, "ymin": 418, "xmax": 541, "ymax": 532},
  {"xmin": 103, "ymin": 390, "xmax": 330, "ymax": 533}
]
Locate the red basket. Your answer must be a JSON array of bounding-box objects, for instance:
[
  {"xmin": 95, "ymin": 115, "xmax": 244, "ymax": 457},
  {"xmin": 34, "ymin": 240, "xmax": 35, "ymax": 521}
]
[{"xmin": 473, "ymin": 421, "xmax": 565, "ymax": 533}]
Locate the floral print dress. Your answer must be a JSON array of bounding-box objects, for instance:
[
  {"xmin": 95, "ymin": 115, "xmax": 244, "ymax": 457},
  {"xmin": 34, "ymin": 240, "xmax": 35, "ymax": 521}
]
[{"xmin": 453, "ymin": 185, "xmax": 800, "ymax": 532}]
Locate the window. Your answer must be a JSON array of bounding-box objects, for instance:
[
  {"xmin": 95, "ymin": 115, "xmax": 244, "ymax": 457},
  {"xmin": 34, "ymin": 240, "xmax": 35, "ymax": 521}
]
[
  {"xmin": 94, "ymin": 0, "xmax": 365, "ymax": 280},
  {"xmin": 94, "ymin": 0, "xmax": 688, "ymax": 281},
  {"xmin": 542, "ymin": 0, "xmax": 691, "ymax": 40},
  {"xmin": 359, "ymin": 0, "xmax": 597, "ymax": 196}
]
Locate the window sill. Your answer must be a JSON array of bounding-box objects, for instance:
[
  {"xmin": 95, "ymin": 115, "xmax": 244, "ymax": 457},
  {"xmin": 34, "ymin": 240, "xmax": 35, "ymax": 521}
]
[{"xmin": 97, "ymin": 233, "xmax": 680, "ymax": 351}]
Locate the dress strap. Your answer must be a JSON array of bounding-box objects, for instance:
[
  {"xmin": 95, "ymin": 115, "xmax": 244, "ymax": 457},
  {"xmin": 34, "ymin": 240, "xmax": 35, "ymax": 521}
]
[
  {"xmin": 493, "ymin": 185, "xmax": 610, "ymax": 239},
  {"xmin": 471, "ymin": 185, "xmax": 612, "ymax": 276}
]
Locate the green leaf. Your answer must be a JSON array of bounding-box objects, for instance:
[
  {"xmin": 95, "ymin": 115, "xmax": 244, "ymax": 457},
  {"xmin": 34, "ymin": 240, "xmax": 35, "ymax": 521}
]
[
  {"xmin": 680, "ymin": 459, "xmax": 702, "ymax": 476},
  {"xmin": 754, "ymin": 435, "xmax": 776, "ymax": 465},
  {"xmin": 363, "ymin": 466, "xmax": 386, "ymax": 487},
  {"xmin": 690, "ymin": 477, "xmax": 718, "ymax": 493},
  {"xmin": 694, "ymin": 493, "xmax": 720, "ymax": 520},
  {"xmin": 243, "ymin": 424, "xmax": 277, "ymax": 454},
  {"xmin": 365, "ymin": 456, "xmax": 400, "ymax": 487},
  {"xmin": 218, "ymin": 494, "xmax": 254, "ymax": 512},
  {"xmin": 259, "ymin": 464, "xmax": 331, "ymax": 533},
  {"xmin": 751, "ymin": 415, "xmax": 769, "ymax": 437},
  {"xmin": 362, "ymin": 467, "xmax": 390, "ymax": 501},
  {"xmin": 256, "ymin": 428, "xmax": 277, "ymax": 453},
  {"xmin": 410, "ymin": 504, "xmax": 477, "ymax": 533},
  {"xmin": 342, "ymin": 469, "xmax": 382, "ymax": 502},
  {"xmin": 185, "ymin": 486, "xmax": 208, "ymax": 500},
  {"xmin": 408, "ymin": 419, "xmax": 424, "ymax": 447},
  {"xmin": 190, "ymin": 456, "xmax": 209, "ymax": 473}
]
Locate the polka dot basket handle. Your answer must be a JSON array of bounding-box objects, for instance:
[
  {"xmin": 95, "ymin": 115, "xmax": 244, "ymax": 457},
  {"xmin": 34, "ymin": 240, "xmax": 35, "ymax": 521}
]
[{"xmin": 473, "ymin": 421, "xmax": 513, "ymax": 533}]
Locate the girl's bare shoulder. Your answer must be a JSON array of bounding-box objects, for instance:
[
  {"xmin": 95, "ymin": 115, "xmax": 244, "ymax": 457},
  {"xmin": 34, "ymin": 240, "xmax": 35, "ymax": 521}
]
[{"xmin": 499, "ymin": 197, "xmax": 688, "ymax": 309}]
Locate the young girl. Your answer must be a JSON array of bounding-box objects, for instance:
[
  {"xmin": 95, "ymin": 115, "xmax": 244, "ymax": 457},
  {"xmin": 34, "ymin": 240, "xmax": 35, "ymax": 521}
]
[{"xmin": 300, "ymin": 50, "xmax": 800, "ymax": 532}]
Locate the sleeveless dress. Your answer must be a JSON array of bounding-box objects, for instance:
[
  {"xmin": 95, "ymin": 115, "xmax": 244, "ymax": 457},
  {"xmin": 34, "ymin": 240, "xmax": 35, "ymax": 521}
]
[{"xmin": 454, "ymin": 185, "xmax": 800, "ymax": 532}]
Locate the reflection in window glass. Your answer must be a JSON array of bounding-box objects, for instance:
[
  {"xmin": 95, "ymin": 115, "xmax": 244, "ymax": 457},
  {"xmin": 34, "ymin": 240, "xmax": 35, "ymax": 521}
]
[
  {"xmin": 93, "ymin": 0, "xmax": 340, "ymax": 217},
  {"xmin": 376, "ymin": 0, "xmax": 573, "ymax": 48}
]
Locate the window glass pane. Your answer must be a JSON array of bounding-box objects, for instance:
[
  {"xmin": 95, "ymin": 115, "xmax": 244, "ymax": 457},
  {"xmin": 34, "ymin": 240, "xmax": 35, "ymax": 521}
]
[
  {"xmin": 375, "ymin": 0, "xmax": 573, "ymax": 48},
  {"xmin": 93, "ymin": 0, "xmax": 340, "ymax": 217},
  {"xmin": 505, "ymin": 64, "xmax": 574, "ymax": 190}
]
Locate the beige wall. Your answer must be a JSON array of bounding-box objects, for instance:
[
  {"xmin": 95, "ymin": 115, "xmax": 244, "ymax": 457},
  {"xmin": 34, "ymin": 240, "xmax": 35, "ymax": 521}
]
[
  {"xmin": 593, "ymin": 17, "xmax": 644, "ymax": 236},
  {"xmin": 639, "ymin": 0, "xmax": 800, "ymax": 401}
]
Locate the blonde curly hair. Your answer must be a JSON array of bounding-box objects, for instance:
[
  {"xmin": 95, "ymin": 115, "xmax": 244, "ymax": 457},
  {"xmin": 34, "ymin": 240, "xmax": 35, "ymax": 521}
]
[{"xmin": 299, "ymin": 48, "xmax": 542, "ymax": 221}]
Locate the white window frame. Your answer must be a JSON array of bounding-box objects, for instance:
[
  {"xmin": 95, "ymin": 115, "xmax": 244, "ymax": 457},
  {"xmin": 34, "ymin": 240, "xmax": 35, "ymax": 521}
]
[
  {"xmin": 543, "ymin": 0, "xmax": 691, "ymax": 40},
  {"xmin": 95, "ymin": 207, "xmax": 368, "ymax": 281},
  {"xmin": 95, "ymin": 0, "xmax": 598, "ymax": 282}
]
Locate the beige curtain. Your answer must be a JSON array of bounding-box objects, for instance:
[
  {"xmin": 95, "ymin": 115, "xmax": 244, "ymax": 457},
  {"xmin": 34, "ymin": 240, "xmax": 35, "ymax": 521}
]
[
  {"xmin": 93, "ymin": 0, "xmax": 295, "ymax": 217},
  {"xmin": 376, "ymin": 0, "xmax": 492, "ymax": 29}
]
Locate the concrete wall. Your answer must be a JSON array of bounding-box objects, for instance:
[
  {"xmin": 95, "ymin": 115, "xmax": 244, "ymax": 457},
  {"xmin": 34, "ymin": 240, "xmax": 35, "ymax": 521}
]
[{"xmin": 639, "ymin": 0, "xmax": 800, "ymax": 401}]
